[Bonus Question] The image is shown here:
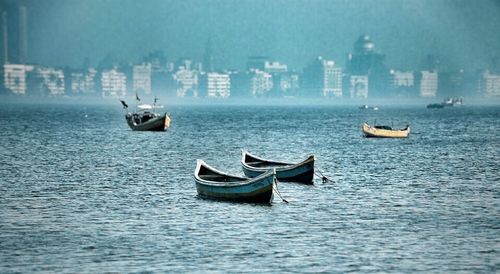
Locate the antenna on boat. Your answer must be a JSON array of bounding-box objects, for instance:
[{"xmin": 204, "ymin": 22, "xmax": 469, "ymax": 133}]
[{"xmin": 153, "ymin": 96, "xmax": 158, "ymax": 111}]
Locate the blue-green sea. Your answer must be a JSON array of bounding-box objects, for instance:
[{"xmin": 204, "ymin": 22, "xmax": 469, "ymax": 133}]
[{"xmin": 1, "ymin": 103, "xmax": 498, "ymax": 272}]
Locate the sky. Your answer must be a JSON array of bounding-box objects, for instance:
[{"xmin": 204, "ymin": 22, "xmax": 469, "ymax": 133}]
[{"xmin": 9, "ymin": 0, "xmax": 500, "ymax": 71}]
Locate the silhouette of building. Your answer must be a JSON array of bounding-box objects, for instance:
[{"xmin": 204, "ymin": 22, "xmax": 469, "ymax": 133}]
[
  {"xmin": 3, "ymin": 63, "xmax": 33, "ymax": 94},
  {"xmin": 303, "ymin": 56, "xmax": 342, "ymax": 97},
  {"xmin": 199, "ymin": 72, "xmax": 230, "ymax": 98},
  {"xmin": 70, "ymin": 68, "xmax": 97, "ymax": 95},
  {"xmin": 345, "ymin": 35, "xmax": 388, "ymax": 97},
  {"xmin": 173, "ymin": 59, "xmax": 198, "ymax": 97},
  {"xmin": 249, "ymin": 69, "xmax": 273, "ymax": 96},
  {"xmin": 133, "ymin": 63, "xmax": 152, "ymax": 95},
  {"xmin": 478, "ymin": 70, "xmax": 500, "ymax": 97},
  {"xmin": 101, "ymin": 68, "xmax": 127, "ymax": 97},
  {"xmin": 389, "ymin": 70, "xmax": 414, "ymax": 97},
  {"xmin": 0, "ymin": 3, "xmax": 28, "ymax": 64},
  {"xmin": 34, "ymin": 66, "xmax": 65, "ymax": 96},
  {"xmin": 349, "ymin": 75, "xmax": 368, "ymax": 98},
  {"xmin": 203, "ymin": 38, "xmax": 214, "ymax": 73},
  {"xmin": 415, "ymin": 70, "xmax": 438, "ymax": 97}
]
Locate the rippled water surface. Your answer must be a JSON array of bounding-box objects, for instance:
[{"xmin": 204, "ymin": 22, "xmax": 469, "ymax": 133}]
[{"xmin": 1, "ymin": 103, "xmax": 499, "ymax": 273}]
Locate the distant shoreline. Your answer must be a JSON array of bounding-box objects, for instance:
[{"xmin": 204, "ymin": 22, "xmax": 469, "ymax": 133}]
[{"xmin": 1, "ymin": 95, "xmax": 500, "ymax": 107}]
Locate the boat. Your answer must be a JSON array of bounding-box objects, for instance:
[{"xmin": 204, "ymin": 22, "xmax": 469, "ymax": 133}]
[
  {"xmin": 120, "ymin": 96, "xmax": 171, "ymax": 131},
  {"xmin": 426, "ymin": 103, "xmax": 445, "ymax": 109},
  {"xmin": 362, "ymin": 122, "xmax": 410, "ymax": 138},
  {"xmin": 241, "ymin": 150, "xmax": 315, "ymax": 184},
  {"xmin": 427, "ymin": 97, "xmax": 463, "ymax": 109},
  {"xmin": 194, "ymin": 159, "xmax": 275, "ymax": 204},
  {"xmin": 359, "ymin": 105, "xmax": 379, "ymax": 110}
]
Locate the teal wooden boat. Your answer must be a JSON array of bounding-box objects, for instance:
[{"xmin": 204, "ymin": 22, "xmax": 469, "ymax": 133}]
[
  {"xmin": 241, "ymin": 150, "xmax": 315, "ymax": 184},
  {"xmin": 194, "ymin": 160, "xmax": 275, "ymax": 204}
]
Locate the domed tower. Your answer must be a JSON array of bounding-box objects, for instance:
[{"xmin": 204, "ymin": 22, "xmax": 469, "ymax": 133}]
[
  {"xmin": 354, "ymin": 35, "xmax": 375, "ymax": 54},
  {"xmin": 345, "ymin": 34, "xmax": 388, "ymax": 98}
]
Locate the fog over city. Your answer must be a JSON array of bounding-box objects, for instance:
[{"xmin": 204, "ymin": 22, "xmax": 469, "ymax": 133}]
[
  {"xmin": 16, "ymin": 0, "xmax": 500, "ymax": 70},
  {"xmin": 1, "ymin": 0, "xmax": 500, "ymax": 101}
]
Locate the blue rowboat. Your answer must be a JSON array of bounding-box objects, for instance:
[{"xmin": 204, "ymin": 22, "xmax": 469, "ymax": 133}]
[
  {"xmin": 194, "ymin": 160, "xmax": 275, "ymax": 204},
  {"xmin": 241, "ymin": 150, "xmax": 315, "ymax": 184}
]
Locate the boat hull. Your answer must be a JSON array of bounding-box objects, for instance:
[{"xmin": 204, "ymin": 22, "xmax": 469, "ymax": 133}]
[
  {"xmin": 241, "ymin": 151, "xmax": 315, "ymax": 184},
  {"xmin": 362, "ymin": 123, "xmax": 410, "ymax": 138},
  {"xmin": 194, "ymin": 160, "xmax": 275, "ymax": 204},
  {"xmin": 125, "ymin": 113, "xmax": 170, "ymax": 131}
]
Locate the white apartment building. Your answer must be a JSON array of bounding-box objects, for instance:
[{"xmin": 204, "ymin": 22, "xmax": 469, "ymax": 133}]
[
  {"xmin": 264, "ymin": 61, "xmax": 287, "ymax": 74},
  {"xmin": 101, "ymin": 68, "xmax": 127, "ymax": 97},
  {"xmin": 3, "ymin": 63, "xmax": 34, "ymax": 95},
  {"xmin": 133, "ymin": 63, "xmax": 152, "ymax": 95},
  {"xmin": 279, "ymin": 73, "xmax": 300, "ymax": 93},
  {"xmin": 349, "ymin": 75, "xmax": 369, "ymax": 98},
  {"xmin": 250, "ymin": 69, "xmax": 273, "ymax": 96},
  {"xmin": 417, "ymin": 71, "xmax": 438, "ymax": 97},
  {"xmin": 36, "ymin": 67, "xmax": 65, "ymax": 96},
  {"xmin": 207, "ymin": 72, "xmax": 230, "ymax": 98},
  {"xmin": 71, "ymin": 68, "xmax": 97, "ymax": 94},
  {"xmin": 389, "ymin": 70, "xmax": 414, "ymax": 87},
  {"xmin": 479, "ymin": 71, "xmax": 500, "ymax": 97},
  {"xmin": 174, "ymin": 66, "xmax": 198, "ymax": 97},
  {"xmin": 322, "ymin": 60, "xmax": 342, "ymax": 97}
]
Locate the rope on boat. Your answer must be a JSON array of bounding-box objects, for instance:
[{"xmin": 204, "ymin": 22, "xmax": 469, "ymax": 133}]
[
  {"xmin": 314, "ymin": 168, "xmax": 335, "ymax": 184},
  {"xmin": 273, "ymin": 178, "xmax": 289, "ymax": 203}
]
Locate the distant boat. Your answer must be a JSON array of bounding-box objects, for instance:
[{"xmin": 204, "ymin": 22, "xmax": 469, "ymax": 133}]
[
  {"xmin": 194, "ymin": 159, "xmax": 275, "ymax": 204},
  {"xmin": 359, "ymin": 105, "xmax": 379, "ymax": 110},
  {"xmin": 362, "ymin": 122, "xmax": 410, "ymax": 138},
  {"xmin": 241, "ymin": 150, "xmax": 315, "ymax": 184},
  {"xmin": 427, "ymin": 97, "xmax": 463, "ymax": 109},
  {"xmin": 120, "ymin": 96, "xmax": 171, "ymax": 131},
  {"xmin": 426, "ymin": 103, "xmax": 445, "ymax": 109}
]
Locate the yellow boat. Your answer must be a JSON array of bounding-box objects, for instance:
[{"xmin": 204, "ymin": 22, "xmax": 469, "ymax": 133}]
[{"xmin": 362, "ymin": 122, "xmax": 410, "ymax": 138}]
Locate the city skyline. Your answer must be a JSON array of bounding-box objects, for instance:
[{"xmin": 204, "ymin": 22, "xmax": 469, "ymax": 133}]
[{"xmin": 1, "ymin": 0, "xmax": 500, "ymax": 71}]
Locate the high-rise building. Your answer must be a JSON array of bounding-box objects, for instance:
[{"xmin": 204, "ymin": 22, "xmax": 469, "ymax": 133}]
[
  {"xmin": 203, "ymin": 38, "xmax": 214, "ymax": 73},
  {"xmin": 1, "ymin": 10, "xmax": 7, "ymax": 65},
  {"xmin": 478, "ymin": 71, "xmax": 500, "ymax": 97},
  {"xmin": 322, "ymin": 60, "xmax": 342, "ymax": 97},
  {"xmin": 278, "ymin": 72, "xmax": 300, "ymax": 95},
  {"xmin": 35, "ymin": 66, "xmax": 65, "ymax": 96},
  {"xmin": 250, "ymin": 69, "xmax": 273, "ymax": 96},
  {"xmin": 173, "ymin": 62, "xmax": 198, "ymax": 97},
  {"xmin": 205, "ymin": 72, "xmax": 230, "ymax": 98},
  {"xmin": 71, "ymin": 68, "xmax": 97, "ymax": 95},
  {"xmin": 415, "ymin": 70, "xmax": 438, "ymax": 97},
  {"xmin": 3, "ymin": 63, "xmax": 33, "ymax": 95},
  {"xmin": 389, "ymin": 70, "xmax": 414, "ymax": 87},
  {"xmin": 345, "ymin": 35, "xmax": 388, "ymax": 97},
  {"xmin": 101, "ymin": 68, "xmax": 127, "ymax": 97},
  {"xmin": 303, "ymin": 56, "xmax": 342, "ymax": 97},
  {"xmin": 0, "ymin": 3, "xmax": 28, "ymax": 64},
  {"xmin": 133, "ymin": 63, "xmax": 152, "ymax": 95},
  {"xmin": 388, "ymin": 70, "xmax": 415, "ymax": 97},
  {"xmin": 18, "ymin": 6, "xmax": 27, "ymax": 64}
]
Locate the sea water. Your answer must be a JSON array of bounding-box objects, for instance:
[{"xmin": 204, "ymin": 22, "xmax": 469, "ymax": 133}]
[{"xmin": 0, "ymin": 103, "xmax": 498, "ymax": 272}]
